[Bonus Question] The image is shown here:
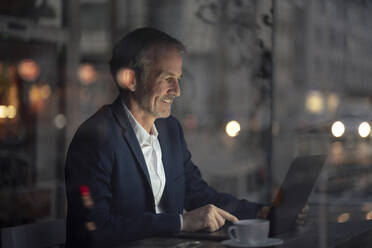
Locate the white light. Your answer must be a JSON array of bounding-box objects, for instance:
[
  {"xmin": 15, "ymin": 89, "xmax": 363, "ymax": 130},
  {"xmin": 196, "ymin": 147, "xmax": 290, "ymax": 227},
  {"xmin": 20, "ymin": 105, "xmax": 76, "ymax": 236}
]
[
  {"xmin": 331, "ymin": 121, "xmax": 345, "ymax": 138},
  {"xmin": 225, "ymin": 120, "xmax": 241, "ymax": 137},
  {"xmin": 305, "ymin": 90, "xmax": 324, "ymax": 114},
  {"xmin": 54, "ymin": 114, "xmax": 66, "ymax": 129},
  {"xmin": 358, "ymin": 122, "xmax": 371, "ymax": 138}
]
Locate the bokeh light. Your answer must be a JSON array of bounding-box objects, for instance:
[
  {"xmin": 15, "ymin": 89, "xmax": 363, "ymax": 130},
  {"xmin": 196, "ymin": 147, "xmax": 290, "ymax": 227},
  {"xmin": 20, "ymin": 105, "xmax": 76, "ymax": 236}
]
[
  {"xmin": 305, "ymin": 90, "xmax": 324, "ymax": 114},
  {"xmin": 225, "ymin": 120, "xmax": 241, "ymax": 137},
  {"xmin": 327, "ymin": 93, "xmax": 339, "ymax": 113},
  {"xmin": 29, "ymin": 85, "xmax": 41, "ymax": 103},
  {"xmin": 7, "ymin": 105, "xmax": 16, "ymax": 119},
  {"xmin": 331, "ymin": 121, "xmax": 345, "ymax": 138},
  {"xmin": 40, "ymin": 85, "xmax": 52, "ymax": 99},
  {"xmin": 366, "ymin": 211, "xmax": 372, "ymax": 220},
  {"xmin": 18, "ymin": 59, "xmax": 40, "ymax": 81},
  {"xmin": 337, "ymin": 213, "xmax": 350, "ymax": 223},
  {"xmin": 78, "ymin": 64, "xmax": 96, "ymax": 85},
  {"xmin": 54, "ymin": 114, "xmax": 66, "ymax": 129},
  {"xmin": 85, "ymin": 221, "xmax": 96, "ymax": 231},
  {"xmin": 358, "ymin": 122, "xmax": 371, "ymax": 138},
  {"xmin": 0, "ymin": 105, "xmax": 8, "ymax": 119}
]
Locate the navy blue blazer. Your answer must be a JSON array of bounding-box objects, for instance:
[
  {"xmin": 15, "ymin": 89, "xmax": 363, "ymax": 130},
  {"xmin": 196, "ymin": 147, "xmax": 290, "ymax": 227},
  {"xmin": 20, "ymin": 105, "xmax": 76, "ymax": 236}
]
[{"xmin": 65, "ymin": 96, "xmax": 262, "ymax": 247}]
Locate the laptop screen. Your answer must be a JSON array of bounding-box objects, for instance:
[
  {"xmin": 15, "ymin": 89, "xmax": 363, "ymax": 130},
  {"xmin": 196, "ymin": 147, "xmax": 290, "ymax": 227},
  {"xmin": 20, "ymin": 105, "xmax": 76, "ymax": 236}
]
[{"xmin": 269, "ymin": 155, "xmax": 327, "ymax": 236}]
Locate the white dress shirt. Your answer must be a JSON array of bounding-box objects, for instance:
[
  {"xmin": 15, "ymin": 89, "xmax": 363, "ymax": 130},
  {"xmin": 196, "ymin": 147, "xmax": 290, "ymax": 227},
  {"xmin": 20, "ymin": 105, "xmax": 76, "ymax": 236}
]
[
  {"xmin": 123, "ymin": 104, "xmax": 166, "ymax": 213},
  {"xmin": 123, "ymin": 103, "xmax": 183, "ymax": 230}
]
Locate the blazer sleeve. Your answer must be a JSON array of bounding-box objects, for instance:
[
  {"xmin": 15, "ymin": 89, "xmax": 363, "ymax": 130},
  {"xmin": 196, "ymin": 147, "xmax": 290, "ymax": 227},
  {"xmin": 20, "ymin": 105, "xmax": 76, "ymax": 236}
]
[
  {"xmin": 65, "ymin": 128, "xmax": 180, "ymax": 248},
  {"xmin": 175, "ymin": 120, "xmax": 263, "ymax": 219}
]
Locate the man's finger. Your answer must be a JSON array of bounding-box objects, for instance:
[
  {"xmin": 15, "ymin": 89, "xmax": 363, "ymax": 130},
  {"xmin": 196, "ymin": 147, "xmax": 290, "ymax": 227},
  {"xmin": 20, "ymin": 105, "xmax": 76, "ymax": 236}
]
[
  {"xmin": 214, "ymin": 211, "xmax": 226, "ymax": 228},
  {"xmin": 215, "ymin": 207, "xmax": 239, "ymax": 223},
  {"xmin": 205, "ymin": 217, "xmax": 219, "ymax": 232},
  {"xmin": 302, "ymin": 204, "xmax": 310, "ymax": 213}
]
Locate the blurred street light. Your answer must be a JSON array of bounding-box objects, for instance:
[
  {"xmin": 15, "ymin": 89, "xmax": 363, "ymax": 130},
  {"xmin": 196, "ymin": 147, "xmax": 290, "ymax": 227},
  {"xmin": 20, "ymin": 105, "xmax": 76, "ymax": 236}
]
[
  {"xmin": 78, "ymin": 64, "xmax": 96, "ymax": 85},
  {"xmin": 18, "ymin": 59, "xmax": 40, "ymax": 81},
  {"xmin": 327, "ymin": 93, "xmax": 339, "ymax": 113},
  {"xmin": 7, "ymin": 105, "xmax": 16, "ymax": 119},
  {"xmin": 366, "ymin": 211, "xmax": 372, "ymax": 220},
  {"xmin": 358, "ymin": 122, "xmax": 371, "ymax": 138},
  {"xmin": 337, "ymin": 213, "xmax": 350, "ymax": 223},
  {"xmin": 40, "ymin": 84, "xmax": 52, "ymax": 99},
  {"xmin": 306, "ymin": 90, "xmax": 324, "ymax": 114},
  {"xmin": 0, "ymin": 105, "xmax": 8, "ymax": 118},
  {"xmin": 0, "ymin": 105, "xmax": 17, "ymax": 119},
  {"xmin": 225, "ymin": 120, "xmax": 241, "ymax": 137},
  {"xmin": 54, "ymin": 114, "xmax": 66, "ymax": 129},
  {"xmin": 331, "ymin": 121, "xmax": 345, "ymax": 138}
]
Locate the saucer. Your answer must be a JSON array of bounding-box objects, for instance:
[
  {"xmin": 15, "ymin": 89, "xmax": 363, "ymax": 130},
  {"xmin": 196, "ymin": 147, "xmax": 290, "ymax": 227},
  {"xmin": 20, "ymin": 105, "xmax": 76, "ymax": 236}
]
[{"xmin": 221, "ymin": 238, "xmax": 283, "ymax": 247}]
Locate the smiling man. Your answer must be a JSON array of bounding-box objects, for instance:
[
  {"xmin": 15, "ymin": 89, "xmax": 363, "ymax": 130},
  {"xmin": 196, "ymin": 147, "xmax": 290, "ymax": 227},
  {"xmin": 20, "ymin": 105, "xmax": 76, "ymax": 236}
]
[{"xmin": 65, "ymin": 27, "xmax": 263, "ymax": 248}]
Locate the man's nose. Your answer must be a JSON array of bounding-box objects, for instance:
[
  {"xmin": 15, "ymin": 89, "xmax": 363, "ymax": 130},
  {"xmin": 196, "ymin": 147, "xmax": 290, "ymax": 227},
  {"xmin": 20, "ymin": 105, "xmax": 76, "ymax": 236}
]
[
  {"xmin": 170, "ymin": 79, "xmax": 181, "ymax": 97},
  {"xmin": 175, "ymin": 80, "xmax": 181, "ymax": 96}
]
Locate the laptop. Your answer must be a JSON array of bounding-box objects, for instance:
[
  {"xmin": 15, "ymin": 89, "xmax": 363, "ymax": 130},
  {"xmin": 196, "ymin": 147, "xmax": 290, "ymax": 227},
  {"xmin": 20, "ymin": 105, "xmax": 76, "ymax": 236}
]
[{"xmin": 172, "ymin": 154, "xmax": 327, "ymax": 240}]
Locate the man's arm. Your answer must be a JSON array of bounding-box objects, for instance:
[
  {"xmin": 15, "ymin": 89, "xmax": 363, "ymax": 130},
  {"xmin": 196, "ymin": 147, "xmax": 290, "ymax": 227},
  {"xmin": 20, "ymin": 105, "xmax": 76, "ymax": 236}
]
[
  {"xmin": 174, "ymin": 119, "xmax": 263, "ymax": 231},
  {"xmin": 65, "ymin": 132, "xmax": 180, "ymax": 247}
]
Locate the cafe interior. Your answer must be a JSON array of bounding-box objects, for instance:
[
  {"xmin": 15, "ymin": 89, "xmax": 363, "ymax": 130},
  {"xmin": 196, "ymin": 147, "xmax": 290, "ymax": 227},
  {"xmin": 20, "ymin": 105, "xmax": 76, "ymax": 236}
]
[{"xmin": 1, "ymin": 0, "xmax": 372, "ymax": 247}]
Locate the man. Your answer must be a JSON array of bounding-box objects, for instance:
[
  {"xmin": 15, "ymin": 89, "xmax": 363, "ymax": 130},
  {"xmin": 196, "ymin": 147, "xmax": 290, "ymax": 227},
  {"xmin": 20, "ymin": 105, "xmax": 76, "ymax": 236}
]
[{"xmin": 65, "ymin": 27, "xmax": 265, "ymax": 248}]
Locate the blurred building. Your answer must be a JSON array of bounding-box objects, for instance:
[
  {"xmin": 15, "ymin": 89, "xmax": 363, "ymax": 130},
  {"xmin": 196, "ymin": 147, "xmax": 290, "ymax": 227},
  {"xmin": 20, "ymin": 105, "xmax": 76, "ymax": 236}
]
[
  {"xmin": 0, "ymin": 0, "xmax": 275, "ymax": 227},
  {"xmin": 1, "ymin": 0, "xmax": 372, "ymax": 229},
  {"xmin": 273, "ymin": 0, "xmax": 372, "ymax": 206}
]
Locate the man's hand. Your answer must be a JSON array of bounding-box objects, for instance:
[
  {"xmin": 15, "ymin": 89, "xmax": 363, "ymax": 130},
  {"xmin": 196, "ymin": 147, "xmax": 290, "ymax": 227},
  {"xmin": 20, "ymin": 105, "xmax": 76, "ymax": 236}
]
[
  {"xmin": 295, "ymin": 204, "xmax": 310, "ymax": 229},
  {"xmin": 182, "ymin": 204, "xmax": 239, "ymax": 232},
  {"xmin": 257, "ymin": 205, "xmax": 310, "ymax": 228}
]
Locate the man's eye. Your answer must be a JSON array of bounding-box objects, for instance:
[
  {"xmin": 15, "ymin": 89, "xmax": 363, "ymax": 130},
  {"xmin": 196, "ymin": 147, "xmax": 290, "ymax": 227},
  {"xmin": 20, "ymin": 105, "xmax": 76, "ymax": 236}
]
[{"xmin": 166, "ymin": 78, "xmax": 176, "ymax": 83}]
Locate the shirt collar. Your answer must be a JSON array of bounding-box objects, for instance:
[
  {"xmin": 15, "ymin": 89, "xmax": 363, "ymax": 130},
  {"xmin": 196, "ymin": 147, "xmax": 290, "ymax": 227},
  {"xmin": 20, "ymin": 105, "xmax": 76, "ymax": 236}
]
[{"xmin": 122, "ymin": 100, "xmax": 158, "ymax": 145}]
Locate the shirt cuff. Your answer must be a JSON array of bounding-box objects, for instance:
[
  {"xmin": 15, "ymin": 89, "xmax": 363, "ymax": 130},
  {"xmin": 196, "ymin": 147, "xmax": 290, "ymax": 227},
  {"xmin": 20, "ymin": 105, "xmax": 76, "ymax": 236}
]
[{"xmin": 179, "ymin": 214, "xmax": 183, "ymax": 231}]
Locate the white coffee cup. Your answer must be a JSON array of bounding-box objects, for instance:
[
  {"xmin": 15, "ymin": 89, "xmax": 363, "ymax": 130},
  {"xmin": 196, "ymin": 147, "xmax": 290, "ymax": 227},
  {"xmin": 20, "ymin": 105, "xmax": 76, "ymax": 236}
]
[{"xmin": 228, "ymin": 219, "xmax": 270, "ymax": 244}]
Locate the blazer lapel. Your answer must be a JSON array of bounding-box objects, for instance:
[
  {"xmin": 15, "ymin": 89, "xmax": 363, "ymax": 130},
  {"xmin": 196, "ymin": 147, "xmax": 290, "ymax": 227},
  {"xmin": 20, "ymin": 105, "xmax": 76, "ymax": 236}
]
[
  {"xmin": 156, "ymin": 120, "xmax": 176, "ymax": 213},
  {"xmin": 110, "ymin": 96, "xmax": 151, "ymax": 188}
]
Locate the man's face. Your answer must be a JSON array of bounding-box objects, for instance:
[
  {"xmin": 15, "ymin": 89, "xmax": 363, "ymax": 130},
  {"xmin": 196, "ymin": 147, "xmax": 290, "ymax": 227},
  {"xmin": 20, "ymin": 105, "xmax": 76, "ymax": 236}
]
[{"xmin": 134, "ymin": 44, "xmax": 182, "ymax": 120}]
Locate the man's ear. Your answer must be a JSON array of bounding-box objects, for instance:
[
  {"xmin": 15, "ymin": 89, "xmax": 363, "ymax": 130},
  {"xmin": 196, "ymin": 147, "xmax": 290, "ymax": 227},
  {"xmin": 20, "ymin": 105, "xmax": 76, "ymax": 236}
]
[{"xmin": 116, "ymin": 68, "xmax": 136, "ymax": 92}]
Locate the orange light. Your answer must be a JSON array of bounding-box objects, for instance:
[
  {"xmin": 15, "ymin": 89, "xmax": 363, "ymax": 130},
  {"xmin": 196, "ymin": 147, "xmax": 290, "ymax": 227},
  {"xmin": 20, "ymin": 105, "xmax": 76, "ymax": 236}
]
[
  {"xmin": 337, "ymin": 213, "xmax": 350, "ymax": 223},
  {"xmin": 29, "ymin": 85, "xmax": 40, "ymax": 103},
  {"xmin": 18, "ymin": 59, "xmax": 40, "ymax": 81},
  {"xmin": 40, "ymin": 85, "xmax": 51, "ymax": 99},
  {"xmin": 0, "ymin": 105, "xmax": 8, "ymax": 118},
  {"xmin": 78, "ymin": 64, "xmax": 96, "ymax": 85},
  {"xmin": 366, "ymin": 211, "xmax": 372, "ymax": 220},
  {"xmin": 85, "ymin": 222, "xmax": 96, "ymax": 231}
]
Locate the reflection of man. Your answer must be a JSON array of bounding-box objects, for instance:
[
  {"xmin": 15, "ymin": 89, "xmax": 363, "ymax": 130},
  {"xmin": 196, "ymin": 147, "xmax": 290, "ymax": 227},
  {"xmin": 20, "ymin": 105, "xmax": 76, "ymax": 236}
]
[{"xmin": 65, "ymin": 27, "xmax": 264, "ymax": 248}]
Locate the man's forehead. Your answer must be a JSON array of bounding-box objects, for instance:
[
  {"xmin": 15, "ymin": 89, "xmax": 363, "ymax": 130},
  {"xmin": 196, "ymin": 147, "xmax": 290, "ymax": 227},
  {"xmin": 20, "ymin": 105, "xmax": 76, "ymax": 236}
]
[
  {"xmin": 159, "ymin": 70, "xmax": 183, "ymax": 78},
  {"xmin": 144, "ymin": 43, "xmax": 182, "ymax": 61}
]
